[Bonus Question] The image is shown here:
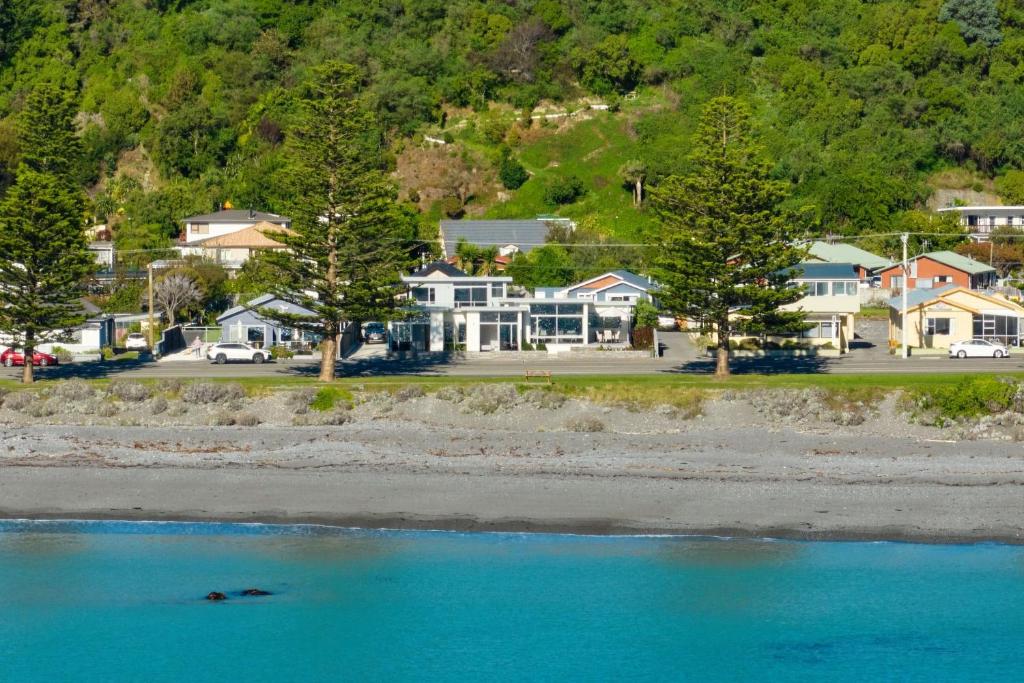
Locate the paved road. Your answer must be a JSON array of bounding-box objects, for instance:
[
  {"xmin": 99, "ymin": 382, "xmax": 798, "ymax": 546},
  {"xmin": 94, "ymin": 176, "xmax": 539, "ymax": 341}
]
[{"xmin": 2, "ymin": 351, "xmax": 1023, "ymax": 381}]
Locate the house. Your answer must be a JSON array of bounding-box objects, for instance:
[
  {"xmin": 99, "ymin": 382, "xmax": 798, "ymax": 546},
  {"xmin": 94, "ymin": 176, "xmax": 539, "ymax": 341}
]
[
  {"xmin": 876, "ymin": 251, "xmax": 996, "ymax": 290},
  {"xmin": 439, "ymin": 217, "xmax": 573, "ymax": 258},
  {"xmin": 2, "ymin": 300, "xmax": 116, "ymax": 354},
  {"xmin": 179, "ymin": 208, "xmax": 290, "ymax": 245},
  {"xmin": 88, "ymin": 241, "xmax": 115, "ymax": 272},
  {"xmin": 937, "ymin": 206, "xmax": 1024, "ymax": 242},
  {"xmin": 216, "ymin": 294, "xmax": 319, "ymax": 351},
  {"xmin": 806, "ymin": 241, "xmax": 891, "ymax": 281},
  {"xmin": 779, "ymin": 262, "xmax": 861, "ymax": 353},
  {"xmin": 186, "ymin": 221, "xmax": 295, "ymax": 269},
  {"xmin": 393, "ymin": 263, "xmax": 658, "ymax": 353},
  {"xmin": 888, "ymin": 285, "xmax": 1024, "ymax": 350}
]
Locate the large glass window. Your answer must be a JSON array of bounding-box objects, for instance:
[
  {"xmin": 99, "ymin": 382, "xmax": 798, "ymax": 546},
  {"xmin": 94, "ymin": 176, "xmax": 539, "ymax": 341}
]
[
  {"xmin": 806, "ymin": 282, "xmax": 829, "ymax": 296},
  {"xmin": 491, "ymin": 283, "xmax": 505, "ymax": 298},
  {"xmin": 530, "ymin": 303, "xmax": 585, "ymax": 344},
  {"xmin": 832, "ymin": 281, "xmax": 857, "ymax": 296},
  {"xmin": 412, "ymin": 286, "xmax": 435, "ymax": 303},
  {"xmin": 454, "ymin": 287, "xmax": 488, "ymax": 307}
]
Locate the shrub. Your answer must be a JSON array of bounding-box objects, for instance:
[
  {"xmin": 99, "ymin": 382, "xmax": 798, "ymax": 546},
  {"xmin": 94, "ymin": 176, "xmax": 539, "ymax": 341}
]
[
  {"xmin": 543, "ymin": 175, "xmax": 585, "ymax": 205},
  {"xmin": 916, "ymin": 378, "xmax": 1017, "ymax": 421},
  {"xmin": 26, "ymin": 401, "xmax": 57, "ymax": 418},
  {"xmin": 234, "ymin": 412, "xmax": 261, "ymax": 426},
  {"xmin": 182, "ymin": 382, "xmax": 245, "ymax": 404},
  {"xmin": 394, "ymin": 385, "xmax": 425, "ymax": 402},
  {"xmin": 270, "ymin": 345, "xmax": 294, "ymax": 359},
  {"xmin": 157, "ymin": 378, "xmax": 183, "ymax": 395},
  {"xmin": 522, "ymin": 389, "xmax": 566, "ymax": 409},
  {"xmin": 49, "ymin": 346, "xmax": 75, "ymax": 364},
  {"xmin": 293, "ymin": 410, "xmax": 350, "ymax": 426},
  {"xmin": 310, "ymin": 386, "xmax": 352, "ymax": 412},
  {"xmin": 101, "ymin": 346, "xmax": 115, "ymax": 360},
  {"xmin": 499, "ymin": 155, "xmax": 529, "ymax": 190},
  {"xmin": 109, "ymin": 380, "xmax": 151, "ymax": 402},
  {"xmin": 149, "ymin": 396, "xmax": 169, "ymax": 415},
  {"xmin": 288, "ymin": 388, "xmax": 318, "ymax": 412},
  {"xmin": 441, "ymin": 196, "xmax": 465, "ymax": 218},
  {"xmin": 435, "ymin": 386, "xmax": 465, "ymax": 402},
  {"xmin": 211, "ymin": 411, "xmax": 236, "ymax": 426},
  {"xmin": 565, "ymin": 416, "xmax": 605, "ymax": 432},
  {"xmin": 97, "ymin": 402, "xmax": 119, "ymax": 417},
  {"xmin": 460, "ymin": 383, "xmax": 517, "ymax": 415},
  {"xmin": 49, "ymin": 380, "xmax": 96, "ymax": 401},
  {"xmin": 3, "ymin": 392, "xmax": 35, "ymax": 412}
]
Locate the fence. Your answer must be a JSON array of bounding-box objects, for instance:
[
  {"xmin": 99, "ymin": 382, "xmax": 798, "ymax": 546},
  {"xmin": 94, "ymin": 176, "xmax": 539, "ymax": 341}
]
[
  {"xmin": 156, "ymin": 325, "xmax": 185, "ymax": 357},
  {"xmin": 182, "ymin": 326, "xmax": 222, "ymax": 344}
]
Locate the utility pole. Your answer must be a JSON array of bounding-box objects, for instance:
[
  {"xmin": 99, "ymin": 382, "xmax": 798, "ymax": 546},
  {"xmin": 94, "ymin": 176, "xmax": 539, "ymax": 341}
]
[
  {"xmin": 901, "ymin": 233, "xmax": 909, "ymax": 359},
  {"xmin": 147, "ymin": 262, "xmax": 155, "ymax": 351}
]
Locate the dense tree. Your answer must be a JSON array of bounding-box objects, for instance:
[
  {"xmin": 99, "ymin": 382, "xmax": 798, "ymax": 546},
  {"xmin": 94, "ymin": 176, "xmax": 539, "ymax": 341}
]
[
  {"xmin": 453, "ymin": 238, "xmax": 500, "ymax": 276},
  {"xmin": 0, "ymin": 83, "xmax": 93, "ymax": 383},
  {"xmin": 506, "ymin": 245, "xmax": 575, "ymax": 288},
  {"xmin": 262, "ymin": 62, "xmax": 415, "ymax": 381},
  {"xmin": 153, "ymin": 273, "xmax": 202, "ymax": 327},
  {"xmin": 651, "ymin": 97, "xmax": 807, "ymax": 377},
  {"xmin": 939, "ymin": 0, "xmax": 1002, "ymax": 47},
  {"xmin": 619, "ymin": 159, "xmax": 647, "ymax": 207}
]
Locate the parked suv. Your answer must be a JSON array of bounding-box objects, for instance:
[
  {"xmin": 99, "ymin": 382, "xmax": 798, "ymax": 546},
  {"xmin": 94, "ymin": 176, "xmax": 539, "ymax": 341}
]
[
  {"xmin": 362, "ymin": 322, "xmax": 387, "ymax": 344},
  {"xmin": 124, "ymin": 333, "xmax": 149, "ymax": 350},
  {"xmin": 206, "ymin": 342, "xmax": 269, "ymax": 364}
]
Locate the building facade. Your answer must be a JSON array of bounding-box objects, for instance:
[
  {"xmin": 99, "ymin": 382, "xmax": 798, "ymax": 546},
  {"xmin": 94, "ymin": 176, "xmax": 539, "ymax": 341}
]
[
  {"xmin": 180, "ymin": 209, "xmax": 291, "ymax": 245},
  {"xmin": 888, "ymin": 285, "xmax": 1024, "ymax": 349},
  {"xmin": 937, "ymin": 206, "xmax": 1024, "ymax": 242},
  {"xmin": 876, "ymin": 251, "xmax": 996, "ymax": 290}
]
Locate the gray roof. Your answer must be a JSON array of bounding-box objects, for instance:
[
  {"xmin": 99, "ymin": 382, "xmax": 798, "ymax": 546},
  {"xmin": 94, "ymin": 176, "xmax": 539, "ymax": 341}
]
[
  {"xmin": 216, "ymin": 294, "xmax": 277, "ymax": 322},
  {"xmin": 440, "ymin": 219, "xmax": 552, "ymax": 256},
  {"xmin": 182, "ymin": 209, "xmax": 290, "ymax": 224},
  {"xmin": 789, "ymin": 262, "xmax": 860, "ymax": 280},
  {"xmin": 887, "ymin": 284, "xmax": 959, "ymax": 310},
  {"xmin": 807, "ymin": 242, "xmax": 891, "ymax": 271},
  {"xmin": 608, "ymin": 270, "xmax": 656, "ymax": 290},
  {"xmin": 410, "ymin": 261, "xmax": 467, "ymax": 278}
]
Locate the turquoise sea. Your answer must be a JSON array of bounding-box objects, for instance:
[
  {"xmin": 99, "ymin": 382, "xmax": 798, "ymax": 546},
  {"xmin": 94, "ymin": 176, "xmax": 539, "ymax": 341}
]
[{"xmin": 1, "ymin": 521, "xmax": 1023, "ymax": 681}]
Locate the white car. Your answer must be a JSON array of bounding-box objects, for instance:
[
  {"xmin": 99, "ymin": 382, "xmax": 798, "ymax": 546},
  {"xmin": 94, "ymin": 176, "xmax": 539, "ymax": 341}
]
[
  {"xmin": 948, "ymin": 338, "xmax": 1010, "ymax": 359},
  {"xmin": 657, "ymin": 315, "xmax": 678, "ymax": 330},
  {"xmin": 124, "ymin": 333, "xmax": 149, "ymax": 350},
  {"xmin": 207, "ymin": 342, "xmax": 269, "ymax": 364}
]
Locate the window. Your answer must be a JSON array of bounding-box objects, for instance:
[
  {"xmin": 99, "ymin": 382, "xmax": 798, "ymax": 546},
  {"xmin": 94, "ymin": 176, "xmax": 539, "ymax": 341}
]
[
  {"xmin": 491, "ymin": 283, "xmax": 505, "ymax": 298},
  {"xmin": 609, "ymin": 294, "xmax": 638, "ymax": 302},
  {"xmin": 831, "ymin": 281, "xmax": 857, "ymax": 296},
  {"xmin": 891, "ymin": 276, "xmax": 904, "ymax": 289},
  {"xmin": 968, "ymin": 215, "xmax": 978, "ymax": 227},
  {"xmin": 806, "ymin": 282, "xmax": 829, "ymax": 296},
  {"xmin": 577, "ymin": 292, "xmax": 593, "ymax": 300},
  {"xmin": 530, "ymin": 303, "xmax": 585, "ymax": 344},
  {"xmin": 934, "ymin": 275, "xmax": 951, "ymax": 284},
  {"xmin": 454, "ymin": 286, "xmax": 488, "ymax": 307},
  {"xmin": 412, "ymin": 286, "xmax": 436, "ymax": 303},
  {"xmin": 801, "ymin": 321, "xmax": 836, "ymax": 339},
  {"xmin": 191, "ymin": 223, "xmax": 209, "ymax": 235},
  {"xmin": 926, "ymin": 318, "xmax": 951, "ymax": 335}
]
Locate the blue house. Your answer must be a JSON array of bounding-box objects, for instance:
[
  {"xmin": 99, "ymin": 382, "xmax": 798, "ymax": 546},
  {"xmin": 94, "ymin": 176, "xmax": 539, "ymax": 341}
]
[{"xmin": 216, "ymin": 294, "xmax": 319, "ymax": 350}]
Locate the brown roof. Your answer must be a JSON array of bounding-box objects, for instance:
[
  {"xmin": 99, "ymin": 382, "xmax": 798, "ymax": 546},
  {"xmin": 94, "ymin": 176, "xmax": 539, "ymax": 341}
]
[{"xmin": 193, "ymin": 222, "xmax": 295, "ymax": 249}]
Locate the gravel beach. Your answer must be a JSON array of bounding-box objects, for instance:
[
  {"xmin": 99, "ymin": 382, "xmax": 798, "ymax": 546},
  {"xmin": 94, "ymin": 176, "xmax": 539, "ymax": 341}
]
[{"xmin": 1, "ymin": 383, "xmax": 1022, "ymax": 543}]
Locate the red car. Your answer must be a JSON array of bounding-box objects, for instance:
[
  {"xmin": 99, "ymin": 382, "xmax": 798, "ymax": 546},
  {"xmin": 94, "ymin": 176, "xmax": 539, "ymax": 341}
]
[{"xmin": 1, "ymin": 348, "xmax": 59, "ymax": 367}]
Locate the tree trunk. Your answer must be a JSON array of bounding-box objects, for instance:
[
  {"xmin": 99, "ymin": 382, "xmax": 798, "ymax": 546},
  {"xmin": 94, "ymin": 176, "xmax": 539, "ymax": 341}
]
[
  {"xmin": 319, "ymin": 333, "xmax": 337, "ymax": 382},
  {"xmin": 635, "ymin": 179, "xmax": 642, "ymax": 207},
  {"xmin": 21, "ymin": 330, "xmax": 34, "ymax": 384},
  {"xmin": 715, "ymin": 323, "xmax": 730, "ymax": 378}
]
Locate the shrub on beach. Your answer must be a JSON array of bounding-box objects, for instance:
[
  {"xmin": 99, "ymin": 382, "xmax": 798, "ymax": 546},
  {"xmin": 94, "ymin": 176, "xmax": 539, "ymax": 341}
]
[
  {"xmin": 292, "ymin": 409, "xmax": 350, "ymax": 426},
  {"xmin": 149, "ymin": 396, "xmax": 169, "ymax": 415},
  {"xmin": 211, "ymin": 411, "xmax": 236, "ymax": 426},
  {"xmin": 393, "ymin": 385, "xmax": 425, "ymax": 402},
  {"xmin": 26, "ymin": 400, "xmax": 58, "ymax": 418},
  {"xmin": 97, "ymin": 402, "xmax": 118, "ymax": 417},
  {"xmin": 49, "ymin": 380, "xmax": 96, "ymax": 402},
  {"xmin": 564, "ymin": 416, "xmax": 605, "ymax": 432},
  {"xmin": 521, "ymin": 389, "xmax": 566, "ymax": 409},
  {"xmin": 459, "ymin": 384, "xmax": 517, "ymax": 415},
  {"xmin": 109, "ymin": 380, "xmax": 151, "ymax": 402},
  {"xmin": 913, "ymin": 378, "xmax": 1018, "ymax": 422},
  {"xmin": 183, "ymin": 382, "xmax": 245, "ymax": 404},
  {"xmin": 310, "ymin": 386, "xmax": 352, "ymax": 412},
  {"xmin": 234, "ymin": 412, "xmax": 261, "ymax": 426},
  {"xmin": 3, "ymin": 391, "xmax": 35, "ymax": 412}
]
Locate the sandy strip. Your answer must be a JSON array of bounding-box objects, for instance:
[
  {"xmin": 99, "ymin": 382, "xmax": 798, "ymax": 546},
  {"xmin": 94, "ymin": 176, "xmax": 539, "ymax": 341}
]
[{"xmin": 1, "ymin": 422, "xmax": 1022, "ymax": 543}]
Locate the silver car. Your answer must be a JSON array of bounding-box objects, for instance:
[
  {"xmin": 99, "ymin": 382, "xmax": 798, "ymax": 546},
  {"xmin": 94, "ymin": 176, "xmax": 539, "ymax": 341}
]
[{"xmin": 948, "ymin": 338, "xmax": 1010, "ymax": 359}]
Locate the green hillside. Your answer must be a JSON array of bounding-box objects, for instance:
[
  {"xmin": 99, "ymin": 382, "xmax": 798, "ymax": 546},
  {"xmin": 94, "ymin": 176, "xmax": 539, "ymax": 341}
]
[{"xmin": 1, "ymin": 0, "xmax": 1023, "ymax": 257}]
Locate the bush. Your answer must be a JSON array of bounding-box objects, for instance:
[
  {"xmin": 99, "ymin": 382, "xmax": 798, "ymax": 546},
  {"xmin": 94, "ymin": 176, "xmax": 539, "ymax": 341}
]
[
  {"xmin": 157, "ymin": 378, "xmax": 183, "ymax": 395},
  {"xmin": 522, "ymin": 389, "xmax": 566, "ymax": 409},
  {"xmin": 441, "ymin": 196, "xmax": 465, "ymax": 218},
  {"xmin": 499, "ymin": 155, "xmax": 529, "ymax": 190},
  {"xmin": 211, "ymin": 411, "xmax": 236, "ymax": 426},
  {"xmin": 109, "ymin": 380, "xmax": 151, "ymax": 402},
  {"xmin": 632, "ymin": 326, "xmax": 655, "ymax": 350},
  {"xmin": 270, "ymin": 345, "xmax": 294, "ymax": 359},
  {"xmin": 916, "ymin": 378, "xmax": 1017, "ymax": 421},
  {"xmin": 460, "ymin": 383, "xmax": 517, "ymax": 415},
  {"xmin": 49, "ymin": 346, "xmax": 75, "ymax": 364},
  {"xmin": 150, "ymin": 396, "xmax": 169, "ymax": 415},
  {"xmin": 101, "ymin": 346, "xmax": 115, "ymax": 360},
  {"xmin": 565, "ymin": 416, "xmax": 605, "ymax": 432},
  {"xmin": 97, "ymin": 402, "xmax": 119, "ymax": 417},
  {"xmin": 310, "ymin": 386, "xmax": 352, "ymax": 412},
  {"xmin": 3, "ymin": 392, "xmax": 36, "ymax": 412},
  {"xmin": 394, "ymin": 385, "xmax": 425, "ymax": 402},
  {"xmin": 292, "ymin": 410, "xmax": 350, "ymax": 426},
  {"xmin": 234, "ymin": 412, "xmax": 261, "ymax": 426},
  {"xmin": 182, "ymin": 382, "xmax": 245, "ymax": 404},
  {"xmin": 435, "ymin": 386, "xmax": 465, "ymax": 402},
  {"xmin": 543, "ymin": 175, "xmax": 585, "ymax": 205},
  {"xmin": 49, "ymin": 380, "xmax": 96, "ymax": 401}
]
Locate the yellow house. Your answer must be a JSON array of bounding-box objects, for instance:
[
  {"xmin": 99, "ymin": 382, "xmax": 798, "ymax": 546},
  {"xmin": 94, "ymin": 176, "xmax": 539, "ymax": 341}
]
[{"xmin": 888, "ymin": 285, "xmax": 1024, "ymax": 349}]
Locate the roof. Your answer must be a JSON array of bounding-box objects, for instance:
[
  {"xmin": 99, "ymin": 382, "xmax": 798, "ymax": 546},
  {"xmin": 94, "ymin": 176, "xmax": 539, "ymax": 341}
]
[
  {"xmin": 569, "ymin": 270, "xmax": 658, "ymax": 292},
  {"xmin": 440, "ymin": 219, "xmax": 552, "ymax": 255},
  {"xmin": 192, "ymin": 222, "xmax": 295, "ymax": 248},
  {"xmin": 938, "ymin": 206, "xmax": 1024, "ymax": 212},
  {"xmin": 888, "ymin": 284, "xmax": 959, "ymax": 310},
  {"xmin": 181, "ymin": 209, "xmax": 290, "ymax": 224},
  {"xmin": 789, "ymin": 262, "xmax": 860, "ymax": 280},
  {"xmin": 807, "ymin": 242, "xmax": 891, "ymax": 271},
  {"xmin": 216, "ymin": 294, "xmax": 277, "ymax": 322},
  {"xmin": 409, "ymin": 261, "xmax": 468, "ymax": 278},
  {"xmin": 922, "ymin": 250, "xmax": 996, "ymax": 275}
]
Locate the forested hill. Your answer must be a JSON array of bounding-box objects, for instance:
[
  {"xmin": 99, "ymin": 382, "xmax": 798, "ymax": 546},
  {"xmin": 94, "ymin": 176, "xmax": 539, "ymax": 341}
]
[{"xmin": 1, "ymin": 0, "xmax": 1023, "ymax": 256}]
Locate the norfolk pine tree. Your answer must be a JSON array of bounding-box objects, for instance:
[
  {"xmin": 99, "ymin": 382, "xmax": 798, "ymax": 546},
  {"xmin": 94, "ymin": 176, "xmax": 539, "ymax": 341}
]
[
  {"xmin": 651, "ymin": 97, "xmax": 807, "ymax": 377},
  {"xmin": 0, "ymin": 83, "xmax": 93, "ymax": 384},
  {"xmin": 262, "ymin": 63, "xmax": 414, "ymax": 381}
]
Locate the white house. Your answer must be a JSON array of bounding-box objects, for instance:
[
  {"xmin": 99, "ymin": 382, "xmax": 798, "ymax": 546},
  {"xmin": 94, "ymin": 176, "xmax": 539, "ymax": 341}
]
[
  {"xmin": 88, "ymin": 241, "xmax": 115, "ymax": 272},
  {"xmin": 780, "ymin": 262, "xmax": 861, "ymax": 352},
  {"xmin": 186, "ymin": 221, "xmax": 295, "ymax": 270},
  {"xmin": 392, "ymin": 263, "xmax": 658, "ymax": 353},
  {"xmin": 179, "ymin": 208, "xmax": 291, "ymax": 245},
  {"xmin": 937, "ymin": 205, "xmax": 1024, "ymax": 242}
]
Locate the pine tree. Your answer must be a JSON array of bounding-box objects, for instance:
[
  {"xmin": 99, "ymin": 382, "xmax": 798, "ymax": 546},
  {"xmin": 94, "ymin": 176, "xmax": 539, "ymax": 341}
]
[
  {"xmin": 650, "ymin": 97, "xmax": 807, "ymax": 377},
  {"xmin": 262, "ymin": 62, "xmax": 414, "ymax": 381},
  {"xmin": 940, "ymin": 0, "xmax": 1002, "ymax": 47},
  {"xmin": 0, "ymin": 83, "xmax": 93, "ymax": 384}
]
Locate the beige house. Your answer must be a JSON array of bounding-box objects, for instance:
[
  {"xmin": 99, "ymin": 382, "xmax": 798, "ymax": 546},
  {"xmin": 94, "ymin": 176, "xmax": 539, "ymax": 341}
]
[
  {"xmin": 888, "ymin": 285, "xmax": 1024, "ymax": 350},
  {"xmin": 181, "ymin": 221, "xmax": 295, "ymax": 270}
]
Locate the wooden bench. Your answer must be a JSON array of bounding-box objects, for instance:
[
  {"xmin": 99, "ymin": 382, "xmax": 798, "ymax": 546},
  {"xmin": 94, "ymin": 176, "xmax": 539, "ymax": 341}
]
[{"xmin": 524, "ymin": 369, "xmax": 552, "ymax": 384}]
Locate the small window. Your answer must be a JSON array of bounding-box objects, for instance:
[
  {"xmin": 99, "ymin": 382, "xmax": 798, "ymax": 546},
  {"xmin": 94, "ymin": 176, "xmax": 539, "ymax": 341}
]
[
  {"xmin": 191, "ymin": 223, "xmax": 209, "ymax": 235},
  {"xmin": 926, "ymin": 318, "xmax": 951, "ymax": 335}
]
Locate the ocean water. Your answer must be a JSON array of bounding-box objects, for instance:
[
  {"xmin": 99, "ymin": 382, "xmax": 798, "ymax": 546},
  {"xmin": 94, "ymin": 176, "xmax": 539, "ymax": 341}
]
[{"xmin": 0, "ymin": 521, "xmax": 1022, "ymax": 681}]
